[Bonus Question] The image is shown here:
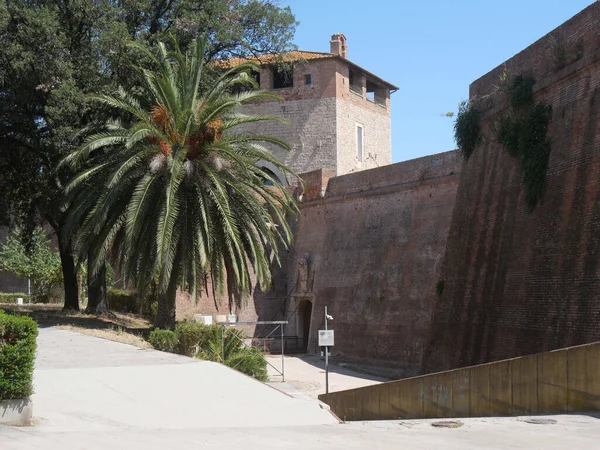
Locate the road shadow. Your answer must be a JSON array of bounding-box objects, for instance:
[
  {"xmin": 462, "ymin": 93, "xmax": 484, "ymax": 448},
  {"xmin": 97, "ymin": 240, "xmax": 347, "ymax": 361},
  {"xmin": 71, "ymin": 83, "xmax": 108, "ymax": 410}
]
[{"xmin": 271, "ymin": 353, "xmax": 390, "ymax": 382}]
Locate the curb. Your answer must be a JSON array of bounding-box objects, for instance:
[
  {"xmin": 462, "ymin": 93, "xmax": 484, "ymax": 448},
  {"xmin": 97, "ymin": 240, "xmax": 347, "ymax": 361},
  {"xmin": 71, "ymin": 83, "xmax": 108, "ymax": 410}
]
[{"xmin": 0, "ymin": 398, "xmax": 33, "ymax": 426}]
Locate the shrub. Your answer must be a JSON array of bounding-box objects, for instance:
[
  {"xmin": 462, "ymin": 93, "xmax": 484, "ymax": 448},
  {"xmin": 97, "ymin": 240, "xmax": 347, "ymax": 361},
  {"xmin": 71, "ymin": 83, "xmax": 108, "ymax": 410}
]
[
  {"xmin": 148, "ymin": 329, "xmax": 177, "ymax": 352},
  {"xmin": 174, "ymin": 322, "xmax": 212, "ymax": 357},
  {"xmin": 107, "ymin": 289, "xmax": 139, "ymax": 313},
  {"xmin": 197, "ymin": 326, "xmax": 268, "ymax": 382},
  {"xmin": 0, "ymin": 293, "xmax": 29, "ymax": 304},
  {"xmin": 147, "ymin": 323, "xmax": 269, "ymax": 381},
  {"xmin": 0, "ymin": 310, "xmax": 38, "ymax": 400},
  {"xmin": 225, "ymin": 346, "xmax": 269, "ymax": 382},
  {"xmin": 454, "ymin": 100, "xmax": 481, "ymax": 160}
]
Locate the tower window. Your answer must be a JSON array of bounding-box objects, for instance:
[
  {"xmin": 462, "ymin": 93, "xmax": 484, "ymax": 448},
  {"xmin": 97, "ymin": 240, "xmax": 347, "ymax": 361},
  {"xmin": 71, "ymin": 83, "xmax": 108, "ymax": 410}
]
[
  {"xmin": 349, "ymin": 69, "xmax": 362, "ymax": 93},
  {"xmin": 272, "ymin": 65, "xmax": 293, "ymax": 89},
  {"xmin": 356, "ymin": 125, "xmax": 364, "ymax": 162},
  {"xmin": 305, "ymin": 74, "xmax": 312, "ymax": 85},
  {"xmin": 367, "ymin": 79, "xmax": 386, "ymax": 106}
]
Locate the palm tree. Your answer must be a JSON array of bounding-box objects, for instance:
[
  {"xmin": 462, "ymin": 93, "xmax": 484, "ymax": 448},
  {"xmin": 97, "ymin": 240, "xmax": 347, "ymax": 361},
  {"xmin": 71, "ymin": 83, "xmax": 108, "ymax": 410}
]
[{"xmin": 62, "ymin": 37, "xmax": 298, "ymax": 328}]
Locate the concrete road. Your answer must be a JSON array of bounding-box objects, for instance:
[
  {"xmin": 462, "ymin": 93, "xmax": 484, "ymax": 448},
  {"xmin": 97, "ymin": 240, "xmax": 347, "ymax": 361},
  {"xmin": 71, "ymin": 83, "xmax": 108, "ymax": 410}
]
[
  {"xmin": 2, "ymin": 328, "xmax": 600, "ymax": 449},
  {"xmin": 266, "ymin": 354, "xmax": 386, "ymax": 400}
]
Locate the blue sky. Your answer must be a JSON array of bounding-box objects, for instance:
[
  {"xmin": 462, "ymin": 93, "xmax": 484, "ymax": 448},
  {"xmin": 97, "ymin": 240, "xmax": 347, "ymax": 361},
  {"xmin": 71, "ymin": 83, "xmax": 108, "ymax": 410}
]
[{"xmin": 281, "ymin": 0, "xmax": 594, "ymax": 162}]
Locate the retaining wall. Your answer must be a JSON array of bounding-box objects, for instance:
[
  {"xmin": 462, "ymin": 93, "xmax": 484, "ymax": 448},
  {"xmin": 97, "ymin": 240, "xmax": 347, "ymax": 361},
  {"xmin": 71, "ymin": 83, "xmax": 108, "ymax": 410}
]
[{"xmin": 319, "ymin": 341, "xmax": 600, "ymax": 421}]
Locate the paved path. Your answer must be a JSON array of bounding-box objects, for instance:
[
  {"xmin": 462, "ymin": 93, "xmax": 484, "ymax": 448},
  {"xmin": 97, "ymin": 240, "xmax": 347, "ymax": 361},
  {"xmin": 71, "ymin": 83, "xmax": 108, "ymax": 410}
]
[
  {"xmin": 2, "ymin": 328, "xmax": 600, "ymax": 449},
  {"xmin": 266, "ymin": 354, "xmax": 386, "ymax": 400}
]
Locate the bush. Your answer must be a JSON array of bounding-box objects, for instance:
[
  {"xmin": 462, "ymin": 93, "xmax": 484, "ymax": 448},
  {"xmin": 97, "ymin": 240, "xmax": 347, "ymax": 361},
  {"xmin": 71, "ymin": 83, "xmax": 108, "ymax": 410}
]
[
  {"xmin": 174, "ymin": 322, "xmax": 212, "ymax": 357},
  {"xmin": 107, "ymin": 289, "xmax": 139, "ymax": 313},
  {"xmin": 197, "ymin": 326, "xmax": 268, "ymax": 382},
  {"xmin": 0, "ymin": 293, "xmax": 29, "ymax": 304},
  {"xmin": 226, "ymin": 347, "xmax": 269, "ymax": 382},
  {"xmin": 454, "ymin": 100, "xmax": 481, "ymax": 160},
  {"xmin": 148, "ymin": 329, "xmax": 177, "ymax": 352},
  {"xmin": 0, "ymin": 310, "xmax": 38, "ymax": 400},
  {"xmin": 148, "ymin": 323, "xmax": 269, "ymax": 381}
]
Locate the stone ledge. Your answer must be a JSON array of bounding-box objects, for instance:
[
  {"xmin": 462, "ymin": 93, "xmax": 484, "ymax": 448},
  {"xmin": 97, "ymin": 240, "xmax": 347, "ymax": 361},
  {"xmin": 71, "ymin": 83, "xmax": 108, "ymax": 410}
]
[{"xmin": 0, "ymin": 398, "xmax": 33, "ymax": 426}]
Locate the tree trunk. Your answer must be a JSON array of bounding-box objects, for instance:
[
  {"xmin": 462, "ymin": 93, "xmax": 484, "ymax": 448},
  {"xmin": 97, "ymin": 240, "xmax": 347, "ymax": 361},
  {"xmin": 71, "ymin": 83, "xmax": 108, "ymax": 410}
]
[
  {"xmin": 86, "ymin": 260, "xmax": 108, "ymax": 315},
  {"xmin": 155, "ymin": 256, "xmax": 180, "ymax": 329},
  {"xmin": 155, "ymin": 288, "xmax": 176, "ymax": 329},
  {"xmin": 59, "ymin": 243, "xmax": 79, "ymax": 311}
]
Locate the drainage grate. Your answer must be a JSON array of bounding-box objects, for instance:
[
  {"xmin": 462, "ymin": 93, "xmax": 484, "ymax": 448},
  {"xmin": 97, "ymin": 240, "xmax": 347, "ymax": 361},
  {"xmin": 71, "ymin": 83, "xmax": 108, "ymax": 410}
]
[
  {"xmin": 522, "ymin": 418, "xmax": 557, "ymax": 425},
  {"xmin": 431, "ymin": 420, "xmax": 464, "ymax": 428}
]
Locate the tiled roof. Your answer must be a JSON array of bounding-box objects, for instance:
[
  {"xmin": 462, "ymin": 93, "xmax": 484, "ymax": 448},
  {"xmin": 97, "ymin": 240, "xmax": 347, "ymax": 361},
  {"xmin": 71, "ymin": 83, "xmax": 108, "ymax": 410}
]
[
  {"xmin": 216, "ymin": 50, "xmax": 398, "ymax": 90},
  {"xmin": 216, "ymin": 51, "xmax": 334, "ymax": 69}
]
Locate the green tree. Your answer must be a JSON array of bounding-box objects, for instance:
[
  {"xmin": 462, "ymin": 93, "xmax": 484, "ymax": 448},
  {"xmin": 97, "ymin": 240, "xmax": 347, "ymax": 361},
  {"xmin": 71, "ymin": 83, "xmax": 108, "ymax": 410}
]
[
  {"xmin": 0, "ymin": 228, "xmax": 63, "ymax": 301},
  {"xmin": 0, "ymin": 0, "xmax": 297, "ymax": 311},
  {"xmin": 62, "ymin": 37, "xmax": 298, "ymax": 328}
]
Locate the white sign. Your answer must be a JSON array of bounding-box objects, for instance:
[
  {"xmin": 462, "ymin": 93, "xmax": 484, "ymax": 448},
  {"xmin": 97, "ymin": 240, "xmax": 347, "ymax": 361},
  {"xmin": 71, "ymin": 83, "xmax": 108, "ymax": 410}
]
[{"xmin": 318, "ymin": 330, "xmax": 334, "ymax": 347}]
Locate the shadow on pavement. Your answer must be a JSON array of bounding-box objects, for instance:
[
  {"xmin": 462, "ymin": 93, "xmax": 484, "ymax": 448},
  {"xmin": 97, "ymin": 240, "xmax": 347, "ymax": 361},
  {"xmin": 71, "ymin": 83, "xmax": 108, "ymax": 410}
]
[{"xmin": 281, "ymin": 354, "xmax": 390, "ymax": 382}]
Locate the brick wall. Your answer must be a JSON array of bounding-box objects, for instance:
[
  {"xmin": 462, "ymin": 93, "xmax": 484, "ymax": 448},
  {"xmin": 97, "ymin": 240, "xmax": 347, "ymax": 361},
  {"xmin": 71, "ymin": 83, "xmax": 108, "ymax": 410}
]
[
  {"xmin": 236, "ymin": 97, "xmax": 338, "ymax": 177},
  {"xmin": 336, "ymin": 97, "xmax": 392, "ymax": 175},
  {"xmin": 236, "ymin": 57, "xmax": 393, "ymax": 177},
  {"xmin": 286, "ymin": 151, "xmax": 461, "ymax": 376},
  {"xmin": 423, "ymin": 2, "xmax": 600, "ymax": 374},
  {"xmin": 258, "ymin": 58, "xmax": 338, "ymax": 100}
]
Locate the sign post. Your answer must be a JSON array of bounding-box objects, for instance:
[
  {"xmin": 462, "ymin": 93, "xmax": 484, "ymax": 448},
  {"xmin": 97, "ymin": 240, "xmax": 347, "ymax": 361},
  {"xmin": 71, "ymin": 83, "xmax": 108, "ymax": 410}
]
[{"xmin": 319, "ymin": 306, "xmax": 335, "ymax": 394}]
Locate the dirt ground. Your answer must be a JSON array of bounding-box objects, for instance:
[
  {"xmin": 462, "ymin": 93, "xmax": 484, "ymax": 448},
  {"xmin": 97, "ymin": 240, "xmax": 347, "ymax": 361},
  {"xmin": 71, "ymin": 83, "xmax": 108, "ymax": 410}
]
[{"xmin": 0, "ymin": 303, "xmax": 153, "ymax": 348}]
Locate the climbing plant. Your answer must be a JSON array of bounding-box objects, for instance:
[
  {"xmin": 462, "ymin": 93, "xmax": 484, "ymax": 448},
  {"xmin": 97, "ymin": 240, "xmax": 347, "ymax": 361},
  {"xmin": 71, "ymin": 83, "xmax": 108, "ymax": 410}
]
[
  {"xmin": 454, "ymin": 75, "xmax": 552, "ymax": 211},
  {"xmin": 496, "ymin": 75, "xmax": 552, "ymax": 210},
  {"xmin": 435, "ymin": 279, "xmax": 445, "ymax": 297},
  {"xmin": 454, "ymin": 100, "xmax": 481, "ymax": 160}
]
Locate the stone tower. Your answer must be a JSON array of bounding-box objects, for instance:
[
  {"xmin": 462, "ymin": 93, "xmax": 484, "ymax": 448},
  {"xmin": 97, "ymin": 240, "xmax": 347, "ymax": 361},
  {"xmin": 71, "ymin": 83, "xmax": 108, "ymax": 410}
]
[{"xmin": 226, "ymin": 34, "xmax": 398, "ymax": 183}]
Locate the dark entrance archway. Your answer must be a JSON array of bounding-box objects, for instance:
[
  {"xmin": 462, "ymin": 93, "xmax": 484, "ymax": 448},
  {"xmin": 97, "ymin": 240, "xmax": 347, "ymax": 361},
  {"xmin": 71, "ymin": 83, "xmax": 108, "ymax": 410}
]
[{"xmin": 298, "ymin": 299, "xmax": 313, "ymax": 353}]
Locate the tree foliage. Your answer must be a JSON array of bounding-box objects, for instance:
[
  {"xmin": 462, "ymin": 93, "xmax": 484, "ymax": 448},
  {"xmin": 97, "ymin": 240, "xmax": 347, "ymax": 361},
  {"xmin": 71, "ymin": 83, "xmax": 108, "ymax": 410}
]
[
  {"xmin": 0, "ymin": 0, "xmax": 297, "ymax": 309},
  {"xmin": 0, "ymin": 228, "xmax": 62, "ymax": 300},
  {"xmin": 62, "ymin": 37, "xmax": 298, "ymax": 328}
]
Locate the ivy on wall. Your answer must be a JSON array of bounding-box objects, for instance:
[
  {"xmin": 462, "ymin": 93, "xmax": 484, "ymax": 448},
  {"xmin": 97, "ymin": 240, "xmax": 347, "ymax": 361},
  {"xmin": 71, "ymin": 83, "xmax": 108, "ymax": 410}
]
[
  {"xmin": 435, "ymin": 279, "xmax": 445, "ymax": 297},
  {"xmin": 454, "ymin": 101, "xmax": 481, "ymax": 161},
  {"xmin": 496, "ymin": 75, "xmax": 552, "ymax": 210},
  {"xmin": 453, "ymin": 75, "xmax": 553, "ymax": 211}
]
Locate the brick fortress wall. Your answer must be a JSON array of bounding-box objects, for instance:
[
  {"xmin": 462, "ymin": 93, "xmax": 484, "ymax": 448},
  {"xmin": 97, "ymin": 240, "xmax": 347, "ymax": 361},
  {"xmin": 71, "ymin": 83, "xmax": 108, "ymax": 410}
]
[
  {"xmin": 423, "ymin": 2, "xmax": 600, "ymax": 373},
  {"xmin": 288, "ymin": 151, "xmax": 461, "ymax": 376}
]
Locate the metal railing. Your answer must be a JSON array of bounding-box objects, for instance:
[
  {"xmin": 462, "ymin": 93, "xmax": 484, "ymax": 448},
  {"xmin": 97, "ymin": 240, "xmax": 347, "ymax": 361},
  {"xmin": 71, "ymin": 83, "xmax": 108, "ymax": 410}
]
[{"xmin": 221, "ymin": 321, "xmax": 288, "ymax": 381}]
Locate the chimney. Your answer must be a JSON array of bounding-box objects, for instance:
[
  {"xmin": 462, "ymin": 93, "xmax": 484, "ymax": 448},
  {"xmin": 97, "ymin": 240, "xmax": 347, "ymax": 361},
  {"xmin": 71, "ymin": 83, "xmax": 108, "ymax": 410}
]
[{"xmin": 330, "ymin": 33, "xmax": 348, "ymax": 59}]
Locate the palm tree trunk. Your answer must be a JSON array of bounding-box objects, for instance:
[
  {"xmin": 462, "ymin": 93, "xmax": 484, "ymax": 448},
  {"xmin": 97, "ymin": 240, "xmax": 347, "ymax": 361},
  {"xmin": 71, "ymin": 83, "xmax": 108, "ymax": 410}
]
[
  {"xmin": 155, "ymin": 290, "xmax": 176, "ymax": 329},
  {"xmin": 59, "ymin": 241, "xmax": 79, "ymax": 311},
  {"xmin": 86, "ymin": 259, "xmax": 108, "ymax": 315},
  {"xmin": 155, "ymin": 251, "xmax": 181, "ymax": 329}
]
